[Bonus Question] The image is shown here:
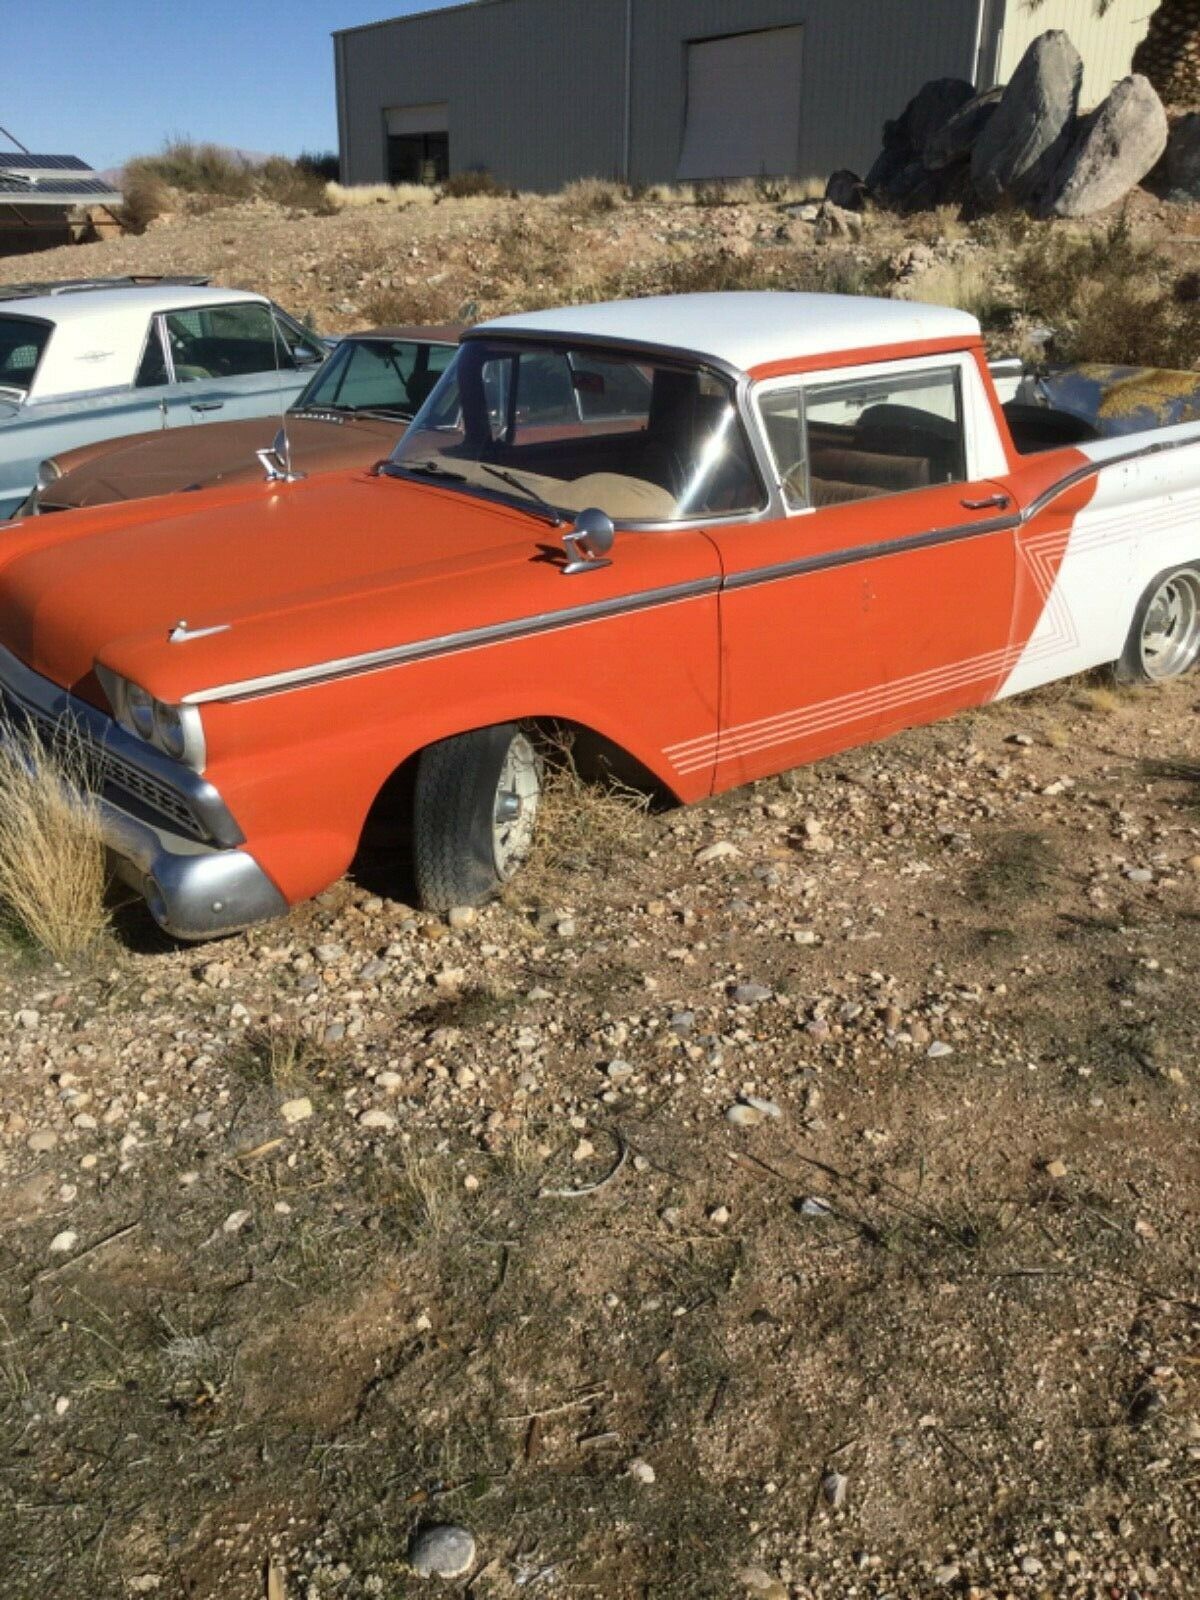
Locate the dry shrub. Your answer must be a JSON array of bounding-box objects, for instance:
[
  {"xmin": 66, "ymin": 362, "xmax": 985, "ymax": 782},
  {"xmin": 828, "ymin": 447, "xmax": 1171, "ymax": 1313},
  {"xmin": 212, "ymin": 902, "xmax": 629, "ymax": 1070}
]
[
  {"xmin": 126, "ymin": 140, "xmax": 256, "ymax": 200},
  {"xmin": 439, "ymin": 168, "xmax": 510, "ymax": 200},
  {"xmin": 558, "ymin": 177, "xmax": 624, "ymax": 217},
  {"xmin": 362, "ymin": 279, "xmax": 465, "ymax": 327},
  {"xmin": 519, "ymin": 734, "xmax": 652, "ymax": 897},
  {"xmin": 0, "ymin": 721, "xmax": 109, "ymax": 960},
  {"xmin": 117, "ymin": 168, "xmax": 170, "ymax": 234},
  {"xmin": 908, "ymin": 257, "xmax": 1006, "ymax": 327},
  {"xmin": 258, "ymin": 156, "xmax": 335, "ymax": 214},
  {"xmin": 1015, "ymin": 213, "xmax": 1200, "ymax": 367}
]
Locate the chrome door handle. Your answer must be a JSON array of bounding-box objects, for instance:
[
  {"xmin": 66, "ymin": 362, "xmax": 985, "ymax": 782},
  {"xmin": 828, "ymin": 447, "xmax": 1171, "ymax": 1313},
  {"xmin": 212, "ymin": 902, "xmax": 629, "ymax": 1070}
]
[
  {"xmin": 190, "ymin": 399, "xmax": 224, "ymax": 412},
  {"xmin": 961, "ymin": 493, "xmax": 1010, "ymax": 511}
]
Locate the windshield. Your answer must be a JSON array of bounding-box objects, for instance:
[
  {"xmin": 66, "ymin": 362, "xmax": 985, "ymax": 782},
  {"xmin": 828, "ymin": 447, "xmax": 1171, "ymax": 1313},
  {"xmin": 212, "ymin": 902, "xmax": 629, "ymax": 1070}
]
[
  {"xmin": 0, "ymin": 314, "xmax": 52, "ymax": 397},
  {"xmin": 295, "ymin": 336, "xmax": 455, "ymax": 418},
  {"xmin": 389, "ymin": 338, "xmax": 765, "ymax": 522}
]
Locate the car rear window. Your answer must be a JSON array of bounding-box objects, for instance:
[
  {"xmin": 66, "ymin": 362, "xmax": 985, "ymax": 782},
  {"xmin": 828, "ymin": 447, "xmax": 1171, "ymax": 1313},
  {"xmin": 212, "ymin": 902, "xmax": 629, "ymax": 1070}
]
[{"xmin": 0, "ymin": 315, "xmax": 51, "ymax": 396}]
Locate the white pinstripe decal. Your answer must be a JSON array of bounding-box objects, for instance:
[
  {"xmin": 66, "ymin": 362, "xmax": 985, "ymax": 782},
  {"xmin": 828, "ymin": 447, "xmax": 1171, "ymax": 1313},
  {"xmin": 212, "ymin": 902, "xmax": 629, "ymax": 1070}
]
[{"xmin": 663, "ymin": 522, "xmax": 1071, "ymax": 778}]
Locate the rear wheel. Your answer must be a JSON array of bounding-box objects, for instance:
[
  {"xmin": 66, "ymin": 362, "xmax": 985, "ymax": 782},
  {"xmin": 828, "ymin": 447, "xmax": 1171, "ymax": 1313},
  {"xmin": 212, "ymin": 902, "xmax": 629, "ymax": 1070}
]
[
  {"xmin": 412, "ymin": 724, "xmax": 542, "ymax": 910},
  {"xmin": 1117, "ymin": 566, "xmax": 1200, "ymax": 683}
]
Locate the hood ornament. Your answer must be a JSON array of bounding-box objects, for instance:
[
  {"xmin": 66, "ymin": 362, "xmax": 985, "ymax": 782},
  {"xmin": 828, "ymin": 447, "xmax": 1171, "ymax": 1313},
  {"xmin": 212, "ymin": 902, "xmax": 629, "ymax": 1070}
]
[{"xmin": 169, "ymin": 619, "xmax": 231, "ymax": 643}]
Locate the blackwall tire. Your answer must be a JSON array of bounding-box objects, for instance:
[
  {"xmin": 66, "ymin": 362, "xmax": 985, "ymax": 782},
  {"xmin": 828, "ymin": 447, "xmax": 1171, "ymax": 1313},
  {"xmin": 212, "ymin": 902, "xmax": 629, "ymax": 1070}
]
[
  {"xmin": 412, "ymin": 724, "xmax": 542, "ymax": 911},
  {"xmin": 1116, "ymin": 565, "xmax": 1200, "ymax": 684}
]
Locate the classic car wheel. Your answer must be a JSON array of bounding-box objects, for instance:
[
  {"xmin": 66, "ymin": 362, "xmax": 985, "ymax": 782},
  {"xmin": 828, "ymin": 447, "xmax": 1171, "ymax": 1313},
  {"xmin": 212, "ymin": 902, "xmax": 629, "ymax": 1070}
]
[
  {"xmin": 1118, "ymin": 566, "xmax": 1200, "ymax": 683},
  {"xmin": 413, "ymin": 724, "xmax": 542, "ymax": 910}
]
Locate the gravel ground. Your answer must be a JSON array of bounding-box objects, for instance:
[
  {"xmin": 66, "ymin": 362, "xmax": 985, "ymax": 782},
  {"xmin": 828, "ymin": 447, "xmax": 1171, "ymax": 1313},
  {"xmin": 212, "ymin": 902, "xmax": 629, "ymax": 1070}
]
[{"xmin": 0, "ymin": 668, "xmax": 1197, "ymax": 1599}]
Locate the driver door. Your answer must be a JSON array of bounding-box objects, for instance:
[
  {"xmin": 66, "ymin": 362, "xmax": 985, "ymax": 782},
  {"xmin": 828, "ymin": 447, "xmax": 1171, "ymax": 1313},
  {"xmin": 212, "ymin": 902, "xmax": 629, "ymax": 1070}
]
[{"xmin": 703, "ymin": 354, "xmax": 1018, "ymax": 789}]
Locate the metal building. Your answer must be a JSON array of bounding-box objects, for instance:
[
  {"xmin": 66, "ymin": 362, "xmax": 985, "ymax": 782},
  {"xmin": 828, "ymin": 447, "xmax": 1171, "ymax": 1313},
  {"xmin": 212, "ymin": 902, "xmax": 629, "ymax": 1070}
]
[{"xmin": 333, "ymin": 0, "xmax": 1152, "ymax": 193}]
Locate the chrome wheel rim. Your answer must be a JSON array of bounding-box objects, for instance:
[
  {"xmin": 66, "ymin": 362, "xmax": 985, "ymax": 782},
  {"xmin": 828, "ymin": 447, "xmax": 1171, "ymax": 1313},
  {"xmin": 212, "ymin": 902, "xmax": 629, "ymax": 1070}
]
[
  {"xmin": 492, "ymin": 733, "xmax": 540, "ymax": 879},
  {"xmin": 1140, "ymin": 570, "xmax": 1200, "ymax": 680}
]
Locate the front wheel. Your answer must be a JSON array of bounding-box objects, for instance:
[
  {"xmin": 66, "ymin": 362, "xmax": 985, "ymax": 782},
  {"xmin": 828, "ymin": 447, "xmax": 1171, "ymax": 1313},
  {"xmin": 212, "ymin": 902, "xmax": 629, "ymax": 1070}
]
[
  {"xmin": 1116, "ymin": 566, "xmax": 1200, "ymax": 684},
  {"xmin": 412, "ymin": 724, "xmax": 542, "ymax": 910}
]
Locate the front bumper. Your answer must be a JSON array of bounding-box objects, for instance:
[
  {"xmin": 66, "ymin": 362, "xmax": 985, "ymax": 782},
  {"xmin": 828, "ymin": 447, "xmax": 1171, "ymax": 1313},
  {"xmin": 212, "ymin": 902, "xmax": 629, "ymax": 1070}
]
[{"xmin": 0, "ymin": 645, "xmax": 287, "ymax": 939}]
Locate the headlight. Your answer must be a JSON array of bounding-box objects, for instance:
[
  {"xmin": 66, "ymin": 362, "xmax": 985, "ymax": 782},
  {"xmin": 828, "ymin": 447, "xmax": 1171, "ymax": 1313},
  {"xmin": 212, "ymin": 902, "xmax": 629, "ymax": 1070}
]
[
  {"xmin": 94, "ymin": 663, "xmax": 206, "ymax": 772},
  {"xmin": 35, "ymin": 459, "xmax": 62, "ymax": 492}
]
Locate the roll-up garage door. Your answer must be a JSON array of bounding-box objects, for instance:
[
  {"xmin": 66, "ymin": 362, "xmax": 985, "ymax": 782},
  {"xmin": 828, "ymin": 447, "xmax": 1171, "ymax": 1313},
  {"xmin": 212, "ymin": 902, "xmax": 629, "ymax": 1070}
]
[{"xmin": 677, "ymin": 26, "xmax": 804, "ymax": 181}]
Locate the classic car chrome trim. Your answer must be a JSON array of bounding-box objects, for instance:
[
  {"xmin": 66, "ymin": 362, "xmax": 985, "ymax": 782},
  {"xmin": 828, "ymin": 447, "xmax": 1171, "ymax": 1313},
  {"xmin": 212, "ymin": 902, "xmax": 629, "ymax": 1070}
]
[
  {"xmin": 183, "ymin": 576, "xmax": 722, "ymax": 704},
  {"xmin": 0, "ymin": 644, "xmax": 243, "ymax": 848},
  {"xmin": 723, "ymin": 511, "xmax": 1021, "ymax": 592},
  {"xmin": 102, "ymin": 806, "xmax": 288, "ymax": 940},
  {"xmin": 1019, "ymin": 431, "xmax": 1200, "ymax": 523}
]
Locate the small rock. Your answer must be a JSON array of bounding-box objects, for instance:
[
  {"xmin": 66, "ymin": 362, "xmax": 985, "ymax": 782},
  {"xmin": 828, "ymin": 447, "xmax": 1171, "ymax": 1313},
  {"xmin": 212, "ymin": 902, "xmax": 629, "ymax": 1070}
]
[
  {"xmin": 48, "ymin": 1229, "xmax": 77, "ymax": 1254},
  {"xmin": 1020, "ymin": 1555, "xmax": 1044, "ymax": 1577},
  {"xmin": 447, "ymin": 905, "xmax": 477, "ymax": 930},
  {"xmin": 1044, "ymin": 1157, "xmax": 1068, "ymax": 1180},
  {"xmin": 556, "ymin": 917, "xmax": 577, "ymax": 939},
  {"xmin": 359, "ymin": 958, "xmax": 389, "ymax": 981},
  {"xmin": 743, "ymin": 1095, "xmax": 782, "ymax": 1120},
  {"xmin": 732, "ymin": 982, "xmax": 772, "ymax": 1004},
  {"xmin": 708, "ymin": 1205, "xmax": 731, "ymax": 1225},
  {"xmin": 1125, "ymin": 866, "xmax": 1153, "ymax": 883},
  {"xmin": 726, "ymin": 1104, "xmax": 764, "ymax": 1129},
  {"xmin": 358, "ymin": 1108, "xmax": 396, "ymax": 1131},
  {"xmin": 315, "ymin": 942, "xmax": 345, "ymax": 964},
  {"xmin": 222, "ymin": 1209, "xmax": 251, "ymax": 1235},
  {"xmin": 279, "ymin": 1097, "xmax": 314, "ymax": 1125},
  {"xmin": 54, "ymin": 1395, "xmax": 70, "ymax": 1416},
  {"xmin": 695, "ymin": 840, "xmax": 740, "ymax": 865},
  {"xmin": 799, "ymin": 1196, "xmax": 834, "ymax": 1217},
  {"xmin": 627, "ymin": 1457, "xmax": 656, "ymax": 1484},
  {"xmin": 932, "ymin": 1563, "xmax": 960, "ymax": 1587},
  {"xmin": 926, "ymin": 1041, "xmax": 954, "ymax": 1059},
  {"xmin": 822, "ymin": 1470, "xmax": 848, "ymax": 1509},
  {"xmin": 15, "ymin": 1008, "xmax": 39, "ymax": 1029},
  {"xmin": 408, "ymin": 1523, "xmax": 476, "ymax": 1579},
  {"xmin": 738, "ymin": 1568, "xmax": 789, "ymax": 1600},
  {"xmin": 27, "ymin": 1129, "xmax": 58, "ymax": 1153}
]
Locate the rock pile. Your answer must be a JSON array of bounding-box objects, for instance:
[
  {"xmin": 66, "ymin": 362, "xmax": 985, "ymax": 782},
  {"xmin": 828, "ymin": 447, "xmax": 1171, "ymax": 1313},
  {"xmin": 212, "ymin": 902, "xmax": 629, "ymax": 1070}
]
[{"xmin": 847, "ymin": 30, "xmax": 1169, "ymax": 218}]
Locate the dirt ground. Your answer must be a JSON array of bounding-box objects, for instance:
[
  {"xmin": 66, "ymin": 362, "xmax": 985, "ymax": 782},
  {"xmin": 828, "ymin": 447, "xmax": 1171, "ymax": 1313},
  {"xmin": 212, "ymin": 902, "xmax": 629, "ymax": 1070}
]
[{"xmin": 0, "ymin": 663, "xmax": 1198, "ymax": 1599}]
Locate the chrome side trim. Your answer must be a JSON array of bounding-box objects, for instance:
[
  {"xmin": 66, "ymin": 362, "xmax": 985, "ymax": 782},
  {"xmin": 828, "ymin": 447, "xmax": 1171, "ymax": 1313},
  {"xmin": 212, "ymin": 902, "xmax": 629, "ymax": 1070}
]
[
  {"xmin": 183, "ymin": 576, "xmax": 722, "ymax": 704},
  {"xmin": 0, "ymin": 645, "xmax": 243, "ymax": 848},
  {"xmin": 1019, "ymin": 431, "xmax": 1200, "ymax": 524},
  {"xmin": 723, "ymin": 511, "xmax": 1020, "ymax": 591}
]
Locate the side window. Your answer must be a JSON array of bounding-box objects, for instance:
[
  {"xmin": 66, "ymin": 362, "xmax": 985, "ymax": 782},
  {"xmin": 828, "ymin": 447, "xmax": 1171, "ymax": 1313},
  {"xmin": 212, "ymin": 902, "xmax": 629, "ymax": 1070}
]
[
  {"xmin": 763, "ymin": 366, "xmax": 968, "ymax": 510},
  {"xmin": 570, "ymin": 355, "xmax": 652, "ymax": 425},
  {"xmin": 163, "ymin": 302, "xmax": 281, "ymax": 382},
  {"xmin": 134, "ymin": 321, "xmax": 169, "ymax": 388}
]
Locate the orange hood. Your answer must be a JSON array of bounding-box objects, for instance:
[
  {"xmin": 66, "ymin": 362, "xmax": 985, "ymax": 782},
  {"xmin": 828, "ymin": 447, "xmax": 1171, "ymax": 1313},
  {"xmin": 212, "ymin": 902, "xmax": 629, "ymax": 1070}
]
[{"xmin": 0, "ymin": 471, "xmax": 556, "ymax": 705}]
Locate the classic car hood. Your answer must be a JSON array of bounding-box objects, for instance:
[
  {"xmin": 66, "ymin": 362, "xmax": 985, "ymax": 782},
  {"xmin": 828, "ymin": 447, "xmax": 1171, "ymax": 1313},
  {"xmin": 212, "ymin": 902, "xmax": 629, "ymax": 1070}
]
[
  {"xmin": 40, "ymin": 414, "xmax": 404, "ymax": 509},
  {"xmin": 0, "ymin": 471, "xmax": 557, "ymax": 702}
]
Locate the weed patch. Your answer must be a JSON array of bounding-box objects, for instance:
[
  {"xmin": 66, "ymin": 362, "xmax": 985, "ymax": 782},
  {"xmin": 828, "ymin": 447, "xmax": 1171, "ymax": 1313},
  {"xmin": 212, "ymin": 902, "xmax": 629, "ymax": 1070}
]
[{"xmin": 967, "ymin": 829, "xmax": 1059, "ymax": 906}]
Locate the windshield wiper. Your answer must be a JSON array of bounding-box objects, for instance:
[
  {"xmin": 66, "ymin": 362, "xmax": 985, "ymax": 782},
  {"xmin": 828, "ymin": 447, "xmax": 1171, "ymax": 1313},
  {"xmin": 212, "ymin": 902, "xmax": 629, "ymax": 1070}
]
[
  {"xmin": 387, "ymin": 458, "xmax": 469, "ymax": 481},
  {"xmin": 476, "ymin": 463, "xmax": 565, "ymax": 525}
]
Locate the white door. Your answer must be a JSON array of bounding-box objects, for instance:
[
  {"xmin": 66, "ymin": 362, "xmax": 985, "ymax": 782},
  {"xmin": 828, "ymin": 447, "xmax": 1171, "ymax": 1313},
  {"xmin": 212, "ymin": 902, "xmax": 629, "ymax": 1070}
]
[{"xmin": 677, "ymin": 26, "xmax": 804, "ymax": 181}]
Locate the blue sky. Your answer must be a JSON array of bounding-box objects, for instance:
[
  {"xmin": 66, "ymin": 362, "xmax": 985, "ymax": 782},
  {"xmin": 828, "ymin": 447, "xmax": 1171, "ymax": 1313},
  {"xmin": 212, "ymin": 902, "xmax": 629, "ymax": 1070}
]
[{"xmin": 3, "ymin": 0, "xmax": 459, "ymax": 172}]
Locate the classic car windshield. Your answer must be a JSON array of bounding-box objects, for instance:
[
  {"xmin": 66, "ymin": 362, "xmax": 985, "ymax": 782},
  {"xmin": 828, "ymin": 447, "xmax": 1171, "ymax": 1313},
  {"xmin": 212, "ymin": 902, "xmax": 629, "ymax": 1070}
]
[
  {"xmin": 296, "ymin": 336, "xmax": 455, "ymax": 419},
  {"xmin": 0, "ymin": 315, "xmax": 52, "ymax": 397},
  {"xmin": 390, "ymin": 338, "xmax": 765, "ymax": 522}
]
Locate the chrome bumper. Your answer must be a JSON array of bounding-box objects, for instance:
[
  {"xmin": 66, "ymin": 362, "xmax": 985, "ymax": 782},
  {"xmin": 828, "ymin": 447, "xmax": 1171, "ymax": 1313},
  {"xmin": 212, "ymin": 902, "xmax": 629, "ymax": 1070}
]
[
  {"xmin": 0, "ymin": 645, "xmax": 287, "ymax": 939},
  {"xmin": 101, "ymin": 803, "xmax": 288, "ymax": 940}
]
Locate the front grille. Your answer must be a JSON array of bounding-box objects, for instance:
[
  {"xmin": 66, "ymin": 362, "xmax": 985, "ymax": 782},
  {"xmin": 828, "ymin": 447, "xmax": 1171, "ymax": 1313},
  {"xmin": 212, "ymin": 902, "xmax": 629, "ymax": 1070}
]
[{"xmin": 2, "ymin": 693, "xmax": 208, "ymax": 841}]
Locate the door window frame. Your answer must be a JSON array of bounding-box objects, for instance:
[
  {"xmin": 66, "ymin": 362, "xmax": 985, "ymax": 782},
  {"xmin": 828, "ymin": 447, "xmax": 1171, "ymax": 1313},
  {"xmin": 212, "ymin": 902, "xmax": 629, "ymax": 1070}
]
[
  {"xmin": 750, "ymin": 350, "xmax": 1006, "ymax": 519},
  {"xmin": 146, "ymin": 300, "xmax": 321, "ymax": 388}
]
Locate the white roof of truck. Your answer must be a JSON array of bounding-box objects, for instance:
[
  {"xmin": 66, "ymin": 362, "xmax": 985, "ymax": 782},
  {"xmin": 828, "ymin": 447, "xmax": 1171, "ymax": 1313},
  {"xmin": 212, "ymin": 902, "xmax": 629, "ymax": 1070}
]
[
  {"xmin": 477, "ymin": 292, "xmax": 981, "ymax": 374},
  {"xmin": 1, "ymin": 284, "xmax": 268, "ymax": 401}
]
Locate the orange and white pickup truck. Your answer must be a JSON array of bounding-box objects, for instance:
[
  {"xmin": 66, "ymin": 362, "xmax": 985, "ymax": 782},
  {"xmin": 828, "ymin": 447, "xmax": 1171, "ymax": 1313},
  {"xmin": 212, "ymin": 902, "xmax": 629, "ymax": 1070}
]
[{"xmin": 1, "ymin": 290, "xmax": 1198, "ymax": 940}]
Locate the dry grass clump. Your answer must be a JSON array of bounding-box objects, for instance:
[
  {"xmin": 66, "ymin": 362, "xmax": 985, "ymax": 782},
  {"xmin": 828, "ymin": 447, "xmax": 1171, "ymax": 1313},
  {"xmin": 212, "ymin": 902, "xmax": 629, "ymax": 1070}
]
[
  {"xmin": 326, "ymin": 181, "xmax": 438, "ymax": 209},
  {"xmin": 558, "ymin": 177, "xmax": 625, "ymax": 217},
  {"xmin": 1014, "ymin": 213, "xmax": 1200, "ymax": 368},
  {"xmin": 0, "ymin": 722, "xmax": 109, "ymax": 961},
  {"xmin": 908, "ymin": 257, "xmax": 1007, "ymax": 326},
  {"xmin": 518, "ymin": 734, "xmax": 653, "ymax": 897}
]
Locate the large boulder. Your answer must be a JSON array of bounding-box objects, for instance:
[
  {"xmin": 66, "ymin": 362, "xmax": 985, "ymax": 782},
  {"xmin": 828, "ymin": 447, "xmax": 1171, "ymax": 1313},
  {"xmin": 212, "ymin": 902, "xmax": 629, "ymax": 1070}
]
[
  {"xmin": 971, "ymin": 31, "xmax": 1082, "ymax": 204},
  {"xmin": 924, "ymin": 88, "xmax": 1003, "ymax": 170},
  {"xmin": 1165, "ymin": 112, "xmax": 1200, "ymax": 199},
  {"xmin": 824, "ymin": 169, "xmax": 867, "ymax": 211},
  {"xmin": 897, "ymin": 77, "xmax": 977, "ymax": 159},
  {"xmin": 1046, "ymin": 74, "xmax": 1168, "ymax": 216}
]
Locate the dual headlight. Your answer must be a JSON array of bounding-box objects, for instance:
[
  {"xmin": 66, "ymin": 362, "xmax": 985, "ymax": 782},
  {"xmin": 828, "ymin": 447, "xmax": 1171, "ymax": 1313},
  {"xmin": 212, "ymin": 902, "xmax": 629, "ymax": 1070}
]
[{"xmin": 95, "ymin": 664, "xmax": 206, "ymax": 771}]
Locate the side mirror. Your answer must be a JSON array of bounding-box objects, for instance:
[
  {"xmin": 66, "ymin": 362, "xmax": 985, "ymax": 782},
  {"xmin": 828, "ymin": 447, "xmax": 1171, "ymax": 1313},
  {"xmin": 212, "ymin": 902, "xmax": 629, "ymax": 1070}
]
[
  {"xmin": 256, "ymin": 426, "xmax": 307, "ymax": 485},
  {"xmin": 561, "ymin": 507, "xmax": 615, "ymax": 575}
]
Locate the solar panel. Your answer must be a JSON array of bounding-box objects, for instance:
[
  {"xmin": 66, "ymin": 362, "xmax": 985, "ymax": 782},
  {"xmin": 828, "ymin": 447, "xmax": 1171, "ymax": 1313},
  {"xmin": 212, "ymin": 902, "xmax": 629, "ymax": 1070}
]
[
  {"xmin": 0, "ymin": 176, "xmax": 121, "ymax": 203},
  {"xmin": 0, "ymin": 154, "xmax": 91, "ymax": 172}
]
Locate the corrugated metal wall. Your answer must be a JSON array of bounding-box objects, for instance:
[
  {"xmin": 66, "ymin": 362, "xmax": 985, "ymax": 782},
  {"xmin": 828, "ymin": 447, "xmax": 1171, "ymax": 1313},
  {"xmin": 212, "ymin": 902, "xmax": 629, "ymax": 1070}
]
[
  {"xmin": 992, "ymin": 0, "xmax": 1152, "ymax": 107},
  {"xmin": 336, "ymin": 0, "xmax": 628, "ymax": 190},
  {"xmin": 335, "ymin": 0, "xmax": 986, "ymax": 190}
]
